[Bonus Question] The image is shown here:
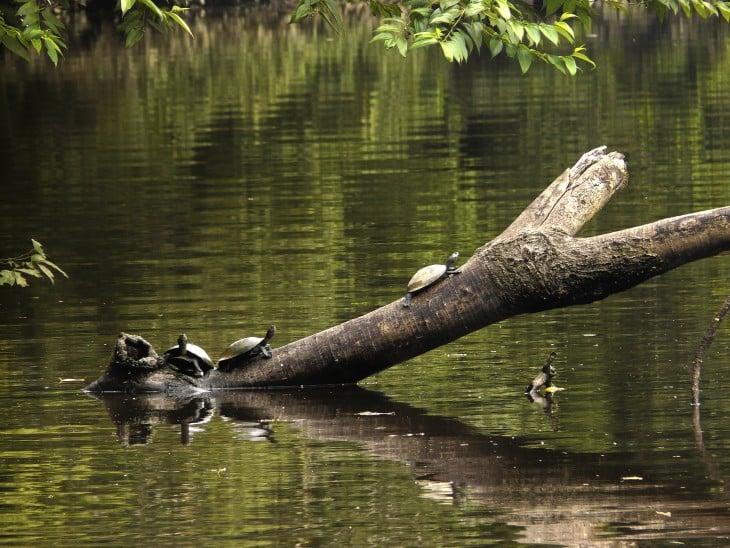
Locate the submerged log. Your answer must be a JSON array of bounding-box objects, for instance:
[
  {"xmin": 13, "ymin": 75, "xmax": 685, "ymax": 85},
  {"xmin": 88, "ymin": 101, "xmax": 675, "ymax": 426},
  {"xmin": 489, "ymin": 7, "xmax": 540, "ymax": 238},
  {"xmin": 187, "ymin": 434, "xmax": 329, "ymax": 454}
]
[{"xmin": 85, "ymin": 147, "xmax": 730, "ymax": 393}]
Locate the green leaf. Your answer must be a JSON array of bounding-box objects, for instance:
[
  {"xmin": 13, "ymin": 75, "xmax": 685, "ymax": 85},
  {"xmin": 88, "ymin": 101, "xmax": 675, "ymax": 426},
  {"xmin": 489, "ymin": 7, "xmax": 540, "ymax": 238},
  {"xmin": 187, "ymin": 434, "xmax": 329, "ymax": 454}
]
[
  {"xmin": 41, "ymin": 9, "xmax": 65, "ymax": 34},
  {"xmin": 392, "ymin": 35, "xmax": 405, "ymax": 56},
  {"xmin": 718, "ymin": 1, "xmax": 730, "ymax": 21},
  {"xmin": 539, "ymin": 23, "xmax": 559, "ymax": 46},
  {"xmin": 516, "ymin": 47, "xmax": 532, "ymax": 73},
  {"xmin": 691, "ymin": 0, "xmax": 707, "ymax": 16},
  {"xmin": 36, "ymin": 263, "xmax": 55, "ymax": 283},
  {"xmin": 322, "ymin": 0, "xmax": 343, "ymax": 29},
  {"xmin": 507, "ymin": 19, "xmax": 525, "ymax": 42},
  {"xmin": 553, "ymin": 20, "xmax": 575, "ymax": 42},
  {"xmin": 138, "ymin": 0, "xmax": 163, "ymax": 20},
  {"xmin": 545, "ymin": 0, "xmax": 564, "ymax": 16},
  {"xmin": 547, "ymin": 54, "xmax": 567, "ymax": 74},
  {"xmin": 489, "ymin": 36, "xmax": 503, "ymax": 57},
  {"xmin": 44, "ymin": 38, "xmax": 59, "ymax": 65},
  {"xmin": 572, "ymin": 48, "xmax": 595, "ymax": 69},
  {"xmin": 1, "ymin": 35, "xmax": 31, "ymax": 61},
  {"xmin": 121, "ymin": 0, "xmax": 136, "ymax": 16},
  {"xmin": 17, "ymin": 1, "xmax": 39, "ymax": 17},
  {"xmin": 496, "ymin": 0, "xmax": 512, "ymax": 19},
  {"xmin": 411, "ymin": 35, "xmax": 439, "ymax": 49},
  {"xmin": 525, "ymin": 24, "xmax": 541, "ymax": 46},
  {"xmin": 125, "ymin": 27, "xmax": 144, "ymax": 47},
  {"xmin": 678, "ymin": 0, "xmax": 692, "ymax": 17},
  {"xmin": 165, "ymin": 11, "xmax": 193, "ymax": 37},
  {"xmin": 41, "ymin": 259, "xmax": 68, "ymax": 278},
  {"xmin": 17, "ymin": 267, "xmax": 41, "ymax": 278},
  {"xmin": 0, "ymin": 270, "xmax": 16, "ymax": 286},
  {"xmin": 464, "ymin": 21, "xmax": 483, "ymax": 52},
  {"xmin": 563, "ymin": 54, "xmax": 577, "ymax": 75}
]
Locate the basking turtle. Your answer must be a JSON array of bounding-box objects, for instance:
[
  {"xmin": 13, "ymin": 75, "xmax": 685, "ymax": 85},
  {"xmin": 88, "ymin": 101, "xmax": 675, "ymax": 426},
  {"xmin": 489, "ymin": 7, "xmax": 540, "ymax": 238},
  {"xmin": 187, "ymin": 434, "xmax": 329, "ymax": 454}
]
[
  {"xmin": 218, "ymin": 325, "xmax": 276, "ymax": 372},
  {"xmin": 402, "ymin": 252, "xmax": 461, "ymax": 307},
  {"xmin": 164, "ymin": 333, "xmax": 214, "ymax": 378}
]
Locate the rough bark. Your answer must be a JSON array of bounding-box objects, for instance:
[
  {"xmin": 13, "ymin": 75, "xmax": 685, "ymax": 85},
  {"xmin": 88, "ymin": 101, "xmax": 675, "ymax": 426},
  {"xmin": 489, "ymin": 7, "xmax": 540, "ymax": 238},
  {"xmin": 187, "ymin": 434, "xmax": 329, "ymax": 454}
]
[{"xmin": 84, "ymin": 147, "xmax": 730, "ymax": 393}]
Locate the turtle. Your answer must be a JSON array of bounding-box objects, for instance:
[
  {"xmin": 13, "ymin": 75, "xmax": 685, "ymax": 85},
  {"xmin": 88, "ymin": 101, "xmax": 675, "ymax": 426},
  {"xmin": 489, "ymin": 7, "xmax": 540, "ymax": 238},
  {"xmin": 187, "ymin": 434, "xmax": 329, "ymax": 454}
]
[
  {"xmin": 164, "ymin": 333, "xmax": 215, "ymax": 378},
  {"xmin": 402, "ymin": 251, "xmax": 461, "ymax": 307},
  {"xmin": 525, "ymin": 351, "xmax": 557, "ymax": 394},
  {"xmin": 218, "ymin": 325, "xmax": 276, "ymax": 372}
]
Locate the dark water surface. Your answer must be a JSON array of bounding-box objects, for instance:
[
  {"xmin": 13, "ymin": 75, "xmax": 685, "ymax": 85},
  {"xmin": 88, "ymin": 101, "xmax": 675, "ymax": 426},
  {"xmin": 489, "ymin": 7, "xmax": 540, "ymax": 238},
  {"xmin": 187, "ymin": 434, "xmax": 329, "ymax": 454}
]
[{"xmin": 1, "ymin": 5, "xmax": 730, "ymax": 545}]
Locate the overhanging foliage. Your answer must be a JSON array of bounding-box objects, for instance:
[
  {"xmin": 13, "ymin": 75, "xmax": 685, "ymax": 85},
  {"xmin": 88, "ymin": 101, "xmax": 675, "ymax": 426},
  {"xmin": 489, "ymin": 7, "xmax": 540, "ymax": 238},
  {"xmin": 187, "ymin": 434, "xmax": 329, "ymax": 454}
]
[{"xmin": 0, "ymin": 0, "xmax": 728, "ymax": 69}]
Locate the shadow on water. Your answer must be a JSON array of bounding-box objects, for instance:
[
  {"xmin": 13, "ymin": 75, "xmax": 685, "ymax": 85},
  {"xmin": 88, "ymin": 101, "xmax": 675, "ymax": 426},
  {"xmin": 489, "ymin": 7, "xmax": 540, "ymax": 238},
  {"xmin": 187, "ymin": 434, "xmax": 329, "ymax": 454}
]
[{"xmin": 87, "ymin": 386, "xmax": 730, "ymax": 544}]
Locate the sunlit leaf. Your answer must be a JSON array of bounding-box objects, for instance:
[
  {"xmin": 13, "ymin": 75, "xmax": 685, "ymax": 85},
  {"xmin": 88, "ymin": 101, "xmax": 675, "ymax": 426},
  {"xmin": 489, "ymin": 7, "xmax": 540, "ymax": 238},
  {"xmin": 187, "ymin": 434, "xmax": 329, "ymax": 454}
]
[
  {"xmin": 525, "ymin": 24, "xmax": 541, "ymax": 46},
  {"xmin": 42, "ymin": 259, "xmax": 68, "ymax": 278},
  {"xmin": 121, "ymin": 0, "xmax": 136, "ymax": 16},
  {"xmin": 166, "ymin": 11, "xmax": 194, "ymax": 37},
  {"xmin": 554, "ymin": 20, "xmax": 575, "ymax": 42},
  {"xmin": 563, "ymin": 54, "xmax": 578, "ymax": 75},
  {"xmin": 37, "ymin": 263, "xmax": 55, "ymax": 282},
  {"xmin": 138, "ymin": 0, "xmax": 163, "ymax": 20},
  {"xmin": 496, "ymin": 0, "xmax": 512, "ymax": 19},
  {"xmin": 516, "ymin": 47, "xmax": 532, "ymax": 73},
  {"xmin": 718, "ymin": 1, "xmax": 730, "ymax": 21},
  {"xmin": 572, "ymin": 48, "xmax": 596, "ymax": 69}
]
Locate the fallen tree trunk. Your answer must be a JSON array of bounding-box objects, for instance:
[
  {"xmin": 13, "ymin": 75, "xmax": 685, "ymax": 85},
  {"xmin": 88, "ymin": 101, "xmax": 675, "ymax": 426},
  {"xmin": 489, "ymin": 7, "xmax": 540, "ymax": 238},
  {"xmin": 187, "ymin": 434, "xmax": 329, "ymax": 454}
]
[{"xmin": 85, "ymin": 147, "xmax": 730, "ymax": 393}]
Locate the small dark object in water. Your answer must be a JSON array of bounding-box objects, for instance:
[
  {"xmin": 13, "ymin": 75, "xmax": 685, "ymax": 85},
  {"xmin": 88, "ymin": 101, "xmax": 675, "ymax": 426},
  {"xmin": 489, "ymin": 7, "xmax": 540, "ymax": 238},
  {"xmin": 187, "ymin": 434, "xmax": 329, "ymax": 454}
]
[{"xmin": 525, "ymin": 351, "xmax": 557, "ymax": 394}]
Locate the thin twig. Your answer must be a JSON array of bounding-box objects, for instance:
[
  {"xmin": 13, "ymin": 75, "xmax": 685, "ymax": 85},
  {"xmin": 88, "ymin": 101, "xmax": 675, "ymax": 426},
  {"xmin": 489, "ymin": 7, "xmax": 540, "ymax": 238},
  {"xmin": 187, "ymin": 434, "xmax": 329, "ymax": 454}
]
[{"xmin": 691, "ymin": 296, "xmax": 730, "ymax": 406}]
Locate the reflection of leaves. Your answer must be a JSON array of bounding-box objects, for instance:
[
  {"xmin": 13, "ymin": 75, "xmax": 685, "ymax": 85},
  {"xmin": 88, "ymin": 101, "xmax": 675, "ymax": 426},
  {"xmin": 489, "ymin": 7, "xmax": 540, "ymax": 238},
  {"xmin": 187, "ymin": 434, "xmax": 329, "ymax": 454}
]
[{"xmin": 0, "ymin": 240, "xmax": 68, "ymax": 287}]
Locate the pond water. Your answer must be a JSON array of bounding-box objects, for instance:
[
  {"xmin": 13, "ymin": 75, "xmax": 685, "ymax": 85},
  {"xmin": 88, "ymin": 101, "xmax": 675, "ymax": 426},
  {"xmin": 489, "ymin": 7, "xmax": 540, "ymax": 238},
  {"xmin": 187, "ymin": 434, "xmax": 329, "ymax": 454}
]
[{"xmin": 1, "ymin": 4, "xmax": 730, "ymax": 545}]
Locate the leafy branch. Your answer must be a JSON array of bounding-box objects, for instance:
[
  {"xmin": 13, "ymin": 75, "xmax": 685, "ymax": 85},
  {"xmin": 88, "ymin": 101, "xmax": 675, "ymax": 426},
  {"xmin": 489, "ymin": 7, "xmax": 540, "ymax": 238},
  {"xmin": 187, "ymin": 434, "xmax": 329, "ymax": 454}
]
[
  {"xmin": 0, "ymin": 0, "xmax": 68, "ymax": 65},
  {"xmin": 0, "ymin": 240, "xmax": 68, "ymax": 287},
  {"xmin": 292, "ymin": 0, "xmax": 730, "ymax": 71},
  {"xmin": 119, "ymin": 0, "xmax": 193, "ymax": 48},
  {"xmin": 0, "ymin": 0, "xmax": 193, "ymax": 64}
]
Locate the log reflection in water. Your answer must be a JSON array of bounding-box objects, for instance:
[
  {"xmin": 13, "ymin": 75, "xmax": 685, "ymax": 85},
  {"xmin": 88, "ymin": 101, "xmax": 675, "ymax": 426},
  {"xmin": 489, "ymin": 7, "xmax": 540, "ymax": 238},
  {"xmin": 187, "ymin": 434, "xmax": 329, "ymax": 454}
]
[{"xmin": 87, "ymin": 388, "xmax": 730, "ymax": 543}]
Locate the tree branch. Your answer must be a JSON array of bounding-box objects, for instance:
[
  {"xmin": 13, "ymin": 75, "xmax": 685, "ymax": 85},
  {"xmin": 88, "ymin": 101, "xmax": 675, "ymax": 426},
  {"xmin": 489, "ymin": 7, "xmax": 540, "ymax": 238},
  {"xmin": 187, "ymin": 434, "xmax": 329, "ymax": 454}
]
[{"xmin": 84, "ymin": 149, "xmax": 730, "ymax": 393}]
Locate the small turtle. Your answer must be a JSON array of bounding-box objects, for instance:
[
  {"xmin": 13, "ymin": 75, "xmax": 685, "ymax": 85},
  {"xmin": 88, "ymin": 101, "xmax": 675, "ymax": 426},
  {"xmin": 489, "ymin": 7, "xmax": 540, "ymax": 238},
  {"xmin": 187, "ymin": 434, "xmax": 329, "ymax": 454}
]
[
  {"xmin": 164, "ymin": 333, "xmax": 214, "ymax": 378},
  {"xmin": 218, "ymin": 325, "xmax": 276, "ymax": 372},
  {"xmin": 402, "ymin": 252, "xmax": 461, "ymax": 307},
  {"xmin": 525, "ymin": 351, "xmax": 557, "ymax": 394}
]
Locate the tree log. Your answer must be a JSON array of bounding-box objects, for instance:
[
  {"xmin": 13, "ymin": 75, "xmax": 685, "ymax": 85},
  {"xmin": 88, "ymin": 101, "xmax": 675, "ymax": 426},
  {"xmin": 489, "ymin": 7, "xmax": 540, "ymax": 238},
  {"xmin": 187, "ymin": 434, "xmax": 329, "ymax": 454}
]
[{"xmin": 84, "ymin": 147, "xmax": 730, "ymax": 393}]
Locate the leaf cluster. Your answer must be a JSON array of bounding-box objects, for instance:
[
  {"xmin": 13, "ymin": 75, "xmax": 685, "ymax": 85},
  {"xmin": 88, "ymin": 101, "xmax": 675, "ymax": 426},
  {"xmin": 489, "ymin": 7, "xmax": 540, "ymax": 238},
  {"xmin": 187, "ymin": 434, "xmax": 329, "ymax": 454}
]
[
  {"xmin": 290, "ymin": 0, "xmax": 344, "ymax": 30},
  {"xmin": 0, "ymin": 240, "xmax": 68, "ymax": 287},
  {"xmin": 0, "ymin": 0, "xmax": 68, "ymax": 65},
  {"xmin": 119, "ymin": 0, "xmax": 193, "ymax": 48},
  {"xmin": 369, "ymin": 0, "xmax": 596, "ymax": 71},
  {"xmin": 0, "ymin": 0, "xmax": 193, "ymax": 64},
  {"xmin": 291, "ymin": 0, "xmax": 730, "ymax": 71}
]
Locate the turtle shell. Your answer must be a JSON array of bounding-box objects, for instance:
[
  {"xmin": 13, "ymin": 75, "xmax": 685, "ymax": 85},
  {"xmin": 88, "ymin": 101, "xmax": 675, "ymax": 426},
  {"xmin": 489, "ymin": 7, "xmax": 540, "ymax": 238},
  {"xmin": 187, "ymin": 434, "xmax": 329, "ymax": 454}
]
[
  {"xmin": 406, "ymin": 263, "xmax": 448, "ymax": 293},
  {"xmin": 219, "ymin": 336, "xmax": 263, "ymax": 361},
  {"xmin": 164, "ymin": 338, "xmax": 214, "ymax": 370}
]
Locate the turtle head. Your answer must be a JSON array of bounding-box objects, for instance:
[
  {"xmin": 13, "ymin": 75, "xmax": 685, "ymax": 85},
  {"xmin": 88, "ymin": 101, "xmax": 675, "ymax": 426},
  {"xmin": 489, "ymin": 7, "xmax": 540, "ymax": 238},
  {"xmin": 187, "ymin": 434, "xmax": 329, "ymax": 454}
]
[
  {"xmin": 446, "ymin": 252, "xmax": 460, "ymax": 268},
  {"xmin": 263, "ymin": 325, "xmax": 276, "ymax": 343},
  {"xmin": 178, "ymin": 333, "xmax": 188, "ymax": 352}
]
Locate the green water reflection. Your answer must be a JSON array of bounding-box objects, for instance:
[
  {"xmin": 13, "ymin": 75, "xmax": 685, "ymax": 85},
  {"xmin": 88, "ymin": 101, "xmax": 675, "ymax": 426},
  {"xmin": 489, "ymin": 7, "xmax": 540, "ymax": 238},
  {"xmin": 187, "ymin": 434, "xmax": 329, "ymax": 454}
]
[{"xmin": 1, "ymin": 5, "xmax": 729, "ymax": 545}]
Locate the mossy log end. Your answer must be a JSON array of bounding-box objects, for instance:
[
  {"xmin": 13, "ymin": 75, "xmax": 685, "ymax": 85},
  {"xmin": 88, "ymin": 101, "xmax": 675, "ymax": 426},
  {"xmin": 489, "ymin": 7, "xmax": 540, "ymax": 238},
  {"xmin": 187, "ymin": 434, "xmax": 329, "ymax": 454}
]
[{"xmin": 84, "ymin": 147, "xmax": 730, "ymax": 393}]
